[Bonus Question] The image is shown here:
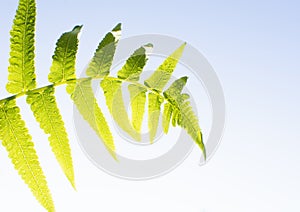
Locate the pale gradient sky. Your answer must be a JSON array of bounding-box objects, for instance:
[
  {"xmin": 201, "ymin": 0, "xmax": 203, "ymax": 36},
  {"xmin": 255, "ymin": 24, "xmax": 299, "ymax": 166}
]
[{"xmin": 0, "ymin": 0, "xmax": 299, "ymax": 211}]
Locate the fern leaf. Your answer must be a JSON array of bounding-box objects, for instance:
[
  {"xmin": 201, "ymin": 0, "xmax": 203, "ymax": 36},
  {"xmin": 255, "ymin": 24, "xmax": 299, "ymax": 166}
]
[
  {"xmin": 162, "ymin": 102, "xmax": 173, "ymax": 134},
  {"xmin": 93, "ymin": 100, "xmax": 115, "ymax": 157},
  {"xmin": 128, "ymin": 85, "xmax": 147, "ymax": 132},
  {"xmin": 171, "ymin": 107, "xmax": 181, "ymax": 126},
  {"xmin": 148, "ymin": 93, "xmax": 163, "ymax": 143},
  {"xmin": 68, "ymin": 79, "xmax": 116, "ymax": 159},
  {"xmin": 178, "ymin": 101, "xmax": 205, "ymax": 158},
  {"xmin": 51, "ymin": 26, "xmax": 116, "ymax": 158},
  {"xmin": 101, "ymin": 45, "xmax": 151, "ymax": 140},
  {"xmin": 144, "ymin": 43, "xmax": 186, "ymax": 91},
  {"xmin": 49, "ymin": 25, "xmax": 82, "ymax": 83},
  {"xmin": 123, "ymin": 44, "xmax": 152, "ymax": 133},
  {"xmin": 0, "ymin": 98, "xmax": 55, "ymax": 212},
  {"xmin": 7, "ymin": 0, "xmax": 36, "ymax": 94},
  {"xmin": 164, "ymin": 76, "xmax": 187, "ymax": 98},
  {"xmin": 26, "ymin": 86, "xmax": 75, "ymax": 189},
  {"xmin": 117, "ymin": 44, "xmax": 152, "ymax": 81},
  {"xmin": 164, "ymin": 77, "xmax": 206, "ymax": 159},
  {"xmin": 86, "ymin": 23, "xmax": 121, "ymax": 77},
  {"xmin": 123, "ymin": 45, "xmax": 152, "ymax": 134},
  {"xmin": 100, "ymin": 77, "xmax": 140, "ymax": 141}
]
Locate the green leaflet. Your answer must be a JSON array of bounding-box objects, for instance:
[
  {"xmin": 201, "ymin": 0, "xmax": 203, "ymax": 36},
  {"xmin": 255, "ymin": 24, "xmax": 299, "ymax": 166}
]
[
  {"xmin": 171, "ymin": 108, "xmax": 181, "ymax": 126},
  {"xmin": 7, "ymin": 0, "xmax": 36, "ymax": 94},
  {"xmin": 118, "ymin": 44, "xmax": 152, "ymax": 81},
  {"xmin": 50, "ymin": 26, "xmax": 116, "ymax": 158},
  {"xmin": 94, "ymin": 100, "xmax": 115, "ymax": 158},
  {"xmin": 164, "ymin": 77, "xmax": 206, "ymax": 159},
  {"xmin": 164, "ymin": 76, "xmax": 188, "ymax": 100},
  {"xmin": 86, "ymin": 23, "xmax": 121, "ymax": 77},
  {"xmin": 177, "ymin": 101, "xmax": 205, "ymax": 158},
  {"xmin": 124, "ymin": 44, "xmax": 152, "ymax": 133},
  {"xmin": 148, "ymin": 93, "xmax": 163, "ymax": 143},
  {"xmin": 48, "ymin": 26, "xmax": 118, "ymax": 158},
  {"xmin": 145, "ymin": 43, "xmax": 185, "ymax": 142},
  {"xmin": 164, "ymin": 76, "xmax": 187, "ymax": 128},
  {"xmin": 128, "ymin": 84, "xmax": 147, "ymax": 132},
  {"xmin": 101, "ymin": 45, "xmax": 151, "ymax": 140},
  {"xmin": 144, "ymin": 43, "xmax": 186, "ymax": 91},
  {"xmin": 0, "ymin": 98, "xmax": 55, "ymax": 212},
  {"xmin": 161, "ymin": 77, "xmax": 187, "ymax": 131},
  {"xmin": 68, "ymin": 78, "xmax": 116, "ymax": 159},
  {"xmin": 100, "ymin": 77, "xmax": 140, "ymax": 141},
  {"xmin": 122, "ymin": 44, "xmax": 151, "ymax": 131},
  {"xmin": 162, "ymin": 102, "xmax": 173, "ymax": 134},
  {"xmin": 26, "ymin": 86, "xmax": 75, "ymax": 189},
  {"xmin": 49, "ymin": 25, "xmax": 82, "ymax": 83}
]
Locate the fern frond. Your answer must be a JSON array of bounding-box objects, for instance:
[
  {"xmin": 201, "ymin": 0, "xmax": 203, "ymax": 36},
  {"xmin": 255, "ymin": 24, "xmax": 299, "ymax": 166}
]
[
  {"xmin": 0, "ymin": 98, "xmax": 55, "ymax": 212},
  {"xmin": 148, "ymin": 93, "xmax": 163, "ymax": 143},
  {"xmin": 128, "ymin": 85, "xmax": 147, "ymax": 132},
  {"xmin": 7, "ymin": 0, "xmax": 36, "ymax": 94},
  {"xmin": 1, "ymin": 10, "xmax": 207, "ymax": 210},
  {"xmin": 100, "ymin": 77, "xmax": 140, "ymax": 141},
  {"xmin": 144, "ymin": 43, "xmax": 186, "ymax": 91},
  {"xmin": 26, "ymin": 86, "xmax": 75, "ymax": 189},
  {"xmin": 68, "ymin": 79, "xmax": 116, "ymax": 159},
  {"xmin": 49, "ymin": 25, "xmax": 82, "ymax": 83},
  {"xmin": 164, "ymin": 77, "xmax": 206, "ymax": 159},
  {"xmin": 86, "ymin": 23, "xmax": 121, "ymax": 77}
]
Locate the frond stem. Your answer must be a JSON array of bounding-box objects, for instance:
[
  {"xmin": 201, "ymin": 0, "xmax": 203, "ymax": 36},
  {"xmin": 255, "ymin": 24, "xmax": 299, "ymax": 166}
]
[{"xmin": 0, "ymin": 75, "xmax": 165, "ymax": 102}]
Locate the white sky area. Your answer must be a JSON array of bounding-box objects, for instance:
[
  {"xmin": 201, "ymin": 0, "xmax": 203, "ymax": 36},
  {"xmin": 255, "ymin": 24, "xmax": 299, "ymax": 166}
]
[{"xmin": 0, "ymin": 0, "xmax": 299, "ymax": 211}]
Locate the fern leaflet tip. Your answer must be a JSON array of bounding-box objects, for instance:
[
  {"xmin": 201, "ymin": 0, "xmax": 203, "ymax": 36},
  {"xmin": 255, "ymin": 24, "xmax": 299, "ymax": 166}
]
[{"xmin": 113, "ymin": 23, "xmax": 122, "ymax": 31}]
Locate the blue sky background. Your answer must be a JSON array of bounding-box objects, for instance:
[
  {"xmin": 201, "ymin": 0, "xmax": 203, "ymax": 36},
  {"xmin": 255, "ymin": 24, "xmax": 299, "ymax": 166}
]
[{"xmin": 0, "ymin": 0, "xmax": 299, "ymax": 211}]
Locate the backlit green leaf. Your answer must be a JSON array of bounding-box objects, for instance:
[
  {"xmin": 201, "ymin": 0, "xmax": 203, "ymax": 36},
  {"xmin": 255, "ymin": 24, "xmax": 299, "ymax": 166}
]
[
  {"xmin": 49, "ymin": 26, "xmax": 82, "ymax": 83},
  {"xmin": 148, "ymin": 93, "xmax": 163, "ymax": 143},
  {"xmin": 7, "ymin": 0, "xmax": 36, "ymax": 94},
  {"xmin": 101, "ymin": 77, "xmax": 140, "ymax": 141},
  {"xmin": 128, "ymin": 84, "xmax": 147, "ymax": 132},
  {"xmin": 101, "ymin": 45, "xmax": 151, "ymax": 140},
  {"xmin": 164, "ymin": 77, "xmax": 206, "ymax": 159},
  {"xmin": 0, "ymin": 98, "xmax": 55, "ymax": 212},
  {"xmin": 162, "ymin": 102, "xmax": 173, "ymax": 134},
  {"xmin": 144, "ymin": 43, "xmax": 186, "ymax": 91},
  {"xmin": 86, "ymin": 23, "xmax": 121, "ymax": 77},
  {"xmin": 26, "ymin": 86, "xmax": 75, "ymax": 189},
  {"xmin": 117, "ymin": 44, "xmax": 152, "ymax": 81},
  {"xmin": 68, "ymin": 78, "xmax": 116, "ymax": 159}
]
